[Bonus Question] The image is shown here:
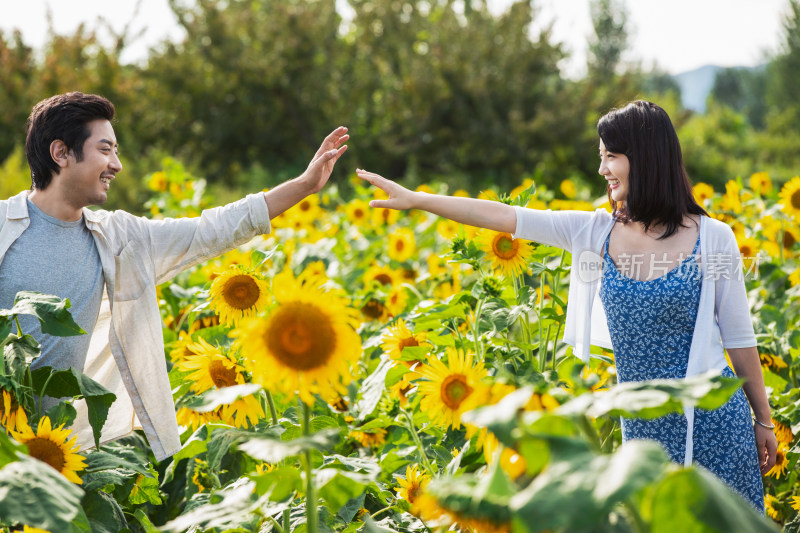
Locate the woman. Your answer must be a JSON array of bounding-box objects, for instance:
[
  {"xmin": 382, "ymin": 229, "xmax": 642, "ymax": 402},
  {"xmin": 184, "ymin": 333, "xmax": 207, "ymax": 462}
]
[{"xmin": 356, "ymin": 100, "xmax": 776, "ymax": 512}]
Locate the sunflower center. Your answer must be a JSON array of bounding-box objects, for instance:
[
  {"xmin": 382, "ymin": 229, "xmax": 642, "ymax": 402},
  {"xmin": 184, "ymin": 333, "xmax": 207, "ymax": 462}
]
[
  {"xmin": 361, "ymin": 299, "xmax": 386, "ymax": 319},
  {"xmin": 209, "ymin": 360, "xmax": 238, "ymax": 388},
  {"xmin": 399, "ymin": 337, "xmax": 420, "ymax": 350},
  {"xmin": 407, "ymin": 483, "xmax": 420, "ymax": 503},
  {"xmin": 492, "ymin": 234, "xmax": 519, "ymax": 260},
  {"xmin": 395, "ymin": 240, "xmax": 405, "ymax": 252},
  {"xmin": 26, "ymin": 437, "xmax": 66, "ymax": 472},
  {"xmin": 223, "ymin": 275, "xmax": 262, "ymax": 310},
  {"xmin": 791, "ymin": 189, "xmax": 800, "ymax": 210},
  {"xmin": 354, "ymin": 208, "xmax": 364, "ymax": 219},
  {"xmin": 299, "ymin": 200, "xmax": 312, "ymax": 212},
  {"xmin": 440, "ymin": 374, "xmax": 473, "ymax": 410},
  {"xmin": 784, "ymin": 231, "xmax": 796, "ymax": 249},
  {"xmin": 374, "ymin": 274, "xmax": 393, "ymax": 286},
  {"xmin": 267, "ymin": 302, "xmax": 335, "ymax": 370}
]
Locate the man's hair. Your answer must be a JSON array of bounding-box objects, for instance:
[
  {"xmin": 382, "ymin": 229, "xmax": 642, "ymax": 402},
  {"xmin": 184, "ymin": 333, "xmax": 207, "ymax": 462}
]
[
  {"xmin": 597, "ymin": 100, "xmax": 707, "ymax": 239},
  {"xmin": 25, "ymin": 92, "xmax": 116, "ymax": 190}
]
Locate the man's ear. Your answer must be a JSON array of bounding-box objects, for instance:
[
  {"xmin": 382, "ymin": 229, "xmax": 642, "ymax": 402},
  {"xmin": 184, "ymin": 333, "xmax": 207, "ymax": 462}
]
[{"xmin": 50, "ymin": 140, "xmax": 70, "ymax": 168}]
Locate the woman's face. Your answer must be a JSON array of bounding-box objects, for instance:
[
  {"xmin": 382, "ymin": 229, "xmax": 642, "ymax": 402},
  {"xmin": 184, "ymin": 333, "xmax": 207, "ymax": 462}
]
[{"xmin": 598, "ymin": 140, "xmax": 630, "ymax": 203}]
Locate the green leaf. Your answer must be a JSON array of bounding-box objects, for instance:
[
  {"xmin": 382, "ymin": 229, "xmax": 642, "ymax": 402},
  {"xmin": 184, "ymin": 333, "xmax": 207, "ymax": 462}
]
[
  {"xmin": 557, "ymin": 371, "xmax": 742, "ymax": 420},
  {"xmin": 81, "ymin": 489, "xmax": 128, "ymax": 533},
  {"xmin": 4, "ymin": 334, "xmax": 40, "ymax": 380},
  {"xmin": 133, "ymin": 508, "xmax": 162, "ymax": 533},
  {"xmin": 354, "ymin": 358, "xmax": 393, "ymax": 420},
  {"xmin": 361, "ymin": 517, "xmax": 399, "ymax": 533},
  {"xmin": 251, "ymin": 465, "xmax": 302, "ymax": 500},
  {"xmin": 317, "ymin": 469, "xmax": 370, "ymax": 512},
  {"xmin": 31, "ymin": 367, "xmax": 116, "ymax": 448},
  {"xmin": 5, "ymin": 291, "xmax": 86, "ymax": 336},
  {"xmin": 461, "ymin": 387, "xmax": 534, "ymax": 446},
  {"xmin": 426, "ymin": 333, "xmax": 455, "ymax": 347},
  {"xmin": 396, "ymin": 346, "xmax": 430, "ymax": 362},
  {"xmin": 0, "ymin": 316, "xmax": 12, "ymax": 343},
  {"xmin": 0, "ymin": 454, "xmax": 85, "ymax": 531},
  {"xmin": 0, "ymin": 430, "xmax": 26, "ymax": 468},
  {"xmin": 650, "ymin": 468, "xmax": 779, "ymax": 533},
  {"xmin": 45, "ymin": 400, "xmax": 78, "ymax": 429},
  {"xmin": 238, "ymin": 428, "xmax": 339, "ymax": 463},
  {"xmin": 338, "ymin": 492, "xmax": 366, "ymax": 523},
  {"xmin": 84, "ymin": 447, "xmax": 153, "ymax": 478},
  {"xmin": 385, "ymin": 364, "xmax": 410, "ymax": 388},
  {"xmin": 183, "ymin": 383, "xmax": 263, "ymax": 413},
  {"xmin": 128, "ymin": 466, "xmax": 163, "ymax": 505},
  {"xmin": 510, "ymin": 440, "xmax": 670, "ymax": 531}
]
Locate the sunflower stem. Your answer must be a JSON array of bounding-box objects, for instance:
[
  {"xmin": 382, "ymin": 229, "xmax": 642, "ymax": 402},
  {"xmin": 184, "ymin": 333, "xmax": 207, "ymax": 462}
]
[
  {"xmin": 37, "ymin": 371, "xmax": 56, "ymax": 419},
  {"xmin": 401, "ymin": 408, "xmax": 435, "ymax": 475},
  {"xmin": 283, "ymin": 507, "xmax": 292, "ymax": 533},
  {"xmin": 471, "ymin": 298, "xmax": 485, "ymax": 360},
  {"xmin": 512, "ymin": 275, "xmax": 532, "ymax": 364},
  {"xmin": 301, "ymin": 401, "xmax": 318, "ymax": 533},
  {"xmin": 537, "ymin": 272, "xmax": 546, "ymax": 369},
  {"xmin": 265, "ymin": 390, "xmax": 279, "ymax": 426},
  {"xmin": 267, "ymin": 516, "xmax": 286, "ymax": 533}
]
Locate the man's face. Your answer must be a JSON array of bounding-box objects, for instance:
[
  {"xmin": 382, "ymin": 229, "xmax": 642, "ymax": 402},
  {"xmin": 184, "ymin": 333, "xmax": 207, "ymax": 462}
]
[{"xmin": 60, "ymin": 119, "xmax": 122, "ymax": 208}]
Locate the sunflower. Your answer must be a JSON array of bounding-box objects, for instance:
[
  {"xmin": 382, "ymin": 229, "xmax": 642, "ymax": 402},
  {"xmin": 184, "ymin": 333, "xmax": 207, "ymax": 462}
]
[
  {"xmin": 176, "ymin": 338, "xmax": 264, "ymax": 428},
  {"xmin": 720, "ymin": 180, "xmax": 744, "ymax": 214},
  {"xmin": 759, "ymin": 352, "xmax": 788, "ymax": 371},
  {"xmin": 23, "ymin": 526, "xmax": 51, "ymax": 533},
  {"xmin": 208, "ymin": 266, "xmax": 270, "ymax": 327},
  {"xmin": 382, "ymin": 320, "xmax": 430, "ymax": 366},
  {"xmin": 349, "ymin": 428, "xmax": 387, "ymax": 449},
  {"xmin": 779, "ymin": 176, "xmax": 800, "ymax": 219},
  {"xmin": 510, "ymin": 179, "xmax": 534, "ymax": 199},
  {"xmin": 0, "ymin": 389, "xmax": 23, "ymax": 430},
  {"xmin": 10, "ymin": 411, "xmax": 86, "ymax": 484},
  {"xmin": 147, "ymin": 171, "xmax": 168, "ymax": 192},
  {"xmin": 765, "ymin": 493, "xmax": 780, "ymax": 520},
  {"xmin": 395, "ymin": 464, "xmax": 430, "ymax": 507},
  {"xmin": 559, "ymin": 179, "xmax": 577, "ymax": 199},
  {"xmin": 416, "ymin": 349, "xmax": 488, "ymax": 430},
  {"xmin": 476, "ymin": 230, "xmax": 533, "ymax": 277},
  {"xmin": 390, "ymin": 374, "xmax": 416, "ymax": 406},
  {"xmin": 783, "ymin": 224, "xmax": 800, "ymax": 252},
  {"xmin": 385, "ymin": 287, "xmax": 410, "ymax": 319},
  {"xmin": 773, "ymin": 418, "xmax": 793, "ymax": 446},
  {"xmin": 189, "ymin": 313, "xmax": 221, "ymax": 333},
  {"xmin": 483, "ymin": 432, "xmax": 527, "ymax": 480},
  {"xmin": 766, "ymin": 442, "xmax": 790, "ymax": 478},
  {"xmin": 388, "ymin": 228, "xmax": 417, "ymax": 263},
  {"xmin": 790, "ymin": 267, "xmax": 800, "ymax": 288},
  {"xmin": 360, "ymin": 297, "xmax": 391, "ymax": 323},
  {"xmin": 363, "ymin": 263, "xmax": 401, "ymax": 288},
  {"xmin": 169, "ymin": 331, "xmax": 201, "ymax": 364},
  {"xmin": 233, "ymin": 270, "xmax": 361, "ymax": 405},
  {"xmin": 176, "ymin": 407, "xmax": 223, "ymax": 431},
  {"xmin": 791, "ymin": 495, "xmax": 800, "ymax": 512},
  {"xmin": 691, "ymin": 183, "xmax": 714, "ymax": 205},
  {"xmin": 344, "ymin": 199, "xmax": 371, "ymax": 227},
  {"xmin": 436, "ymin": 218, "xmax": 462, "ymax": 240},
  {"xmin": 749, "ymin": 172, "xmax": 772, "ymax": 195}
]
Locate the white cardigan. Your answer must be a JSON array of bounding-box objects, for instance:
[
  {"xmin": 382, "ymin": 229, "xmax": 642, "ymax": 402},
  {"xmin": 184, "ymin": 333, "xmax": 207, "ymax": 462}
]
[{"xmin": 513, "ymin": 206, "xmax": 757, "ymax": 464}]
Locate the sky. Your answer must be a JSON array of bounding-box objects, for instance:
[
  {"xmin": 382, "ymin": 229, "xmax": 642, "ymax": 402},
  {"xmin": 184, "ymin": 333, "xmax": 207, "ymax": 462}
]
[{"xmin": 0, "ymin": 0, "xmax": 792, "ymax": 77}]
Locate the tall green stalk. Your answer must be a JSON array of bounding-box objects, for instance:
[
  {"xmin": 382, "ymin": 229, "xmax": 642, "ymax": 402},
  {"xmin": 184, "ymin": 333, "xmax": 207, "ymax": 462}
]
[{"xmin": 301, "ymin": 401, "xmax": 318, "ymax": 533}]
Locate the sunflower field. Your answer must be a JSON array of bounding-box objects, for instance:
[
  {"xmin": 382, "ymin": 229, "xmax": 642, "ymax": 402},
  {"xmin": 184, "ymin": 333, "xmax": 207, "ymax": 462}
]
[{"xmin": 1, "ymin": 162, "xmax": 800, "ymax": 533}]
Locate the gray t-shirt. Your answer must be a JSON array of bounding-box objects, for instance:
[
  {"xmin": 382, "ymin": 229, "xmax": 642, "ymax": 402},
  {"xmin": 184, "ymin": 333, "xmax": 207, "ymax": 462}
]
[{"xmin": 0, "ymin": 199, "xmax": 104, "ymax": 378}]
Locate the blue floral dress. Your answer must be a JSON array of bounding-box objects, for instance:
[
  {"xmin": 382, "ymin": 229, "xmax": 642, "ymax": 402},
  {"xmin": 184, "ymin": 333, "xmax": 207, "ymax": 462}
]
[{"xmin": 599, "ymin": 226, "xmax": 764, "ymax": 512}]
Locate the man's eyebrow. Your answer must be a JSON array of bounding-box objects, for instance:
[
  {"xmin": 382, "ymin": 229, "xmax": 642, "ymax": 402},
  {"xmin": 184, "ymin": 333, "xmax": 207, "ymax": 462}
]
[{"xmin": 98, "ymin": 139, "xmax": 119, "ymax": 148}]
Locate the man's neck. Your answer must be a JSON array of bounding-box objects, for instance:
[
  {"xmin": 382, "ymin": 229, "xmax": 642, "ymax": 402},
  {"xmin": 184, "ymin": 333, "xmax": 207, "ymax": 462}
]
[{"xmin": 28, "ymin": 188, "xmax": 83, "ymax": 222}]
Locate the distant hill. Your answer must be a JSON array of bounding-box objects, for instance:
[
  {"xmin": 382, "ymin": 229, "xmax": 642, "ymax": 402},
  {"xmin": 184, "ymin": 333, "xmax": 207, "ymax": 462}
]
[
  {"xmin": 673, "ymin": 64, "xmax": 766, "ymax": 113},
  {"xmin": 673, "ymin": 65, "xmax": 723, "ymax": 113}
]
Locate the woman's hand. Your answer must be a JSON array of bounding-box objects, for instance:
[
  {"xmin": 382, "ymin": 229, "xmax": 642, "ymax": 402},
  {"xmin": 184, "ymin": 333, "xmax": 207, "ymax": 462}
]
[
  {"xmin": 755, "ymin": 423, "xmax": 778, "ymax": 475},
  {"xmin": 356, "ymin": 169, "xmax": 418, "ymax": 210},
  {"xmin": 300, "ymin": 126, "xmax": 349, "ymax": 194}
]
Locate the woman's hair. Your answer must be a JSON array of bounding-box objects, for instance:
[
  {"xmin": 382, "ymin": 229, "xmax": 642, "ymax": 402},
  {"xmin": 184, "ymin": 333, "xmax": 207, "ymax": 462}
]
[
  {"xmin": 25, "ymin": 92, "xmax": 116, "ymax": 190},
  {"xmin": 597, "ymin": 100, "xmax": 707, "ymax": 239}
]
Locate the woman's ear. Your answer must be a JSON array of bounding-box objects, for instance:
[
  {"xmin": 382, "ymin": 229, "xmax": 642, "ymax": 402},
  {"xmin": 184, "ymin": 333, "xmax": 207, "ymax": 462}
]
[{"xmin": 50, "ymin": 140, "xmax": 70, "ymax": 168}]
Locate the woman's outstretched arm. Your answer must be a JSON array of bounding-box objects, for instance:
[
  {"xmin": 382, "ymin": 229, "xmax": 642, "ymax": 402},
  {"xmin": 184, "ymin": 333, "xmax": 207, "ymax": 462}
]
[{"xmin": 356, "ymin": 169, "xmax": 517, "ymax": 233}]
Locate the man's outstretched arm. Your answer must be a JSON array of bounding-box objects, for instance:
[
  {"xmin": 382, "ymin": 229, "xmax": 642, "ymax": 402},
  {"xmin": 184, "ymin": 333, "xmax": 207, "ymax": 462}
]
[{"xmin": 263, "ymin": 126, "xmax": 348, "ymax": 219}]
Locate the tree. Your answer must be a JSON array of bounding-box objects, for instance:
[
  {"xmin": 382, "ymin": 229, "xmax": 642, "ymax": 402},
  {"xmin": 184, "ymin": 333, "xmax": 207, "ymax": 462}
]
[
  {"xmin": 765, "ymin": 0, "xmax": 800, "ymax": 133},
  {"xmin": 587, "ymin": 0, "xmax": 628, "ymax": 78}
]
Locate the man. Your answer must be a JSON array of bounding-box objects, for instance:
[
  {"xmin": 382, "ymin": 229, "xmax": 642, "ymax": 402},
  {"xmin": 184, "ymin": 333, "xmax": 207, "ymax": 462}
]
[{"xmin": 0, "ymin": 92, "xmax": 348, "ymax": 460}]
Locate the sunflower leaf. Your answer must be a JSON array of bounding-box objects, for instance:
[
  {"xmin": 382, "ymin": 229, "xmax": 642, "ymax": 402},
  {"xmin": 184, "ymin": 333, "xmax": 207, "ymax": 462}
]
[
  {"xmin": 30, "ymin": 367, "xmax": 116, "ymax": 449},
  {"xmin": 183, "ymin": 383, "xmax": 263, "ymax": 413},
  {"xmin": 556, "ymin": 371, "xmax": 742, "ymax": 420},
  {"xmin": 0, "ymin": 453, "xmax": 85, "ymax": 532},
  {"xmin": 3, "ymin": 333, "xmax": 40, "ymax": 381},
  {"xmin": 354, "ymin": 358, "xmax": 393, "ymax": 420},
  {"xmin": 237, "ymin": 428, "xmax": 339, "ymax": 463},
  {"xmin": 5, "ymin": 291, "xmax": 86, "ymax": 337}
]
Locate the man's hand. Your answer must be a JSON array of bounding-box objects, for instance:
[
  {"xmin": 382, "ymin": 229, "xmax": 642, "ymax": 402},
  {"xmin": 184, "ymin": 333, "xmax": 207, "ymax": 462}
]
[
  {"xmin": 263, "ymin": 127, "xmax": 348, "ymax": 220},
  {"xmin": 299, "ymin": 126, "xmax": 349, "ymax": 194}
]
